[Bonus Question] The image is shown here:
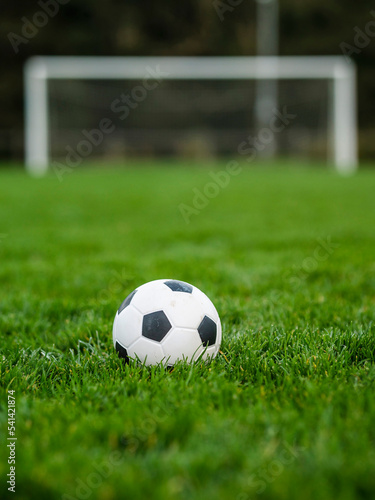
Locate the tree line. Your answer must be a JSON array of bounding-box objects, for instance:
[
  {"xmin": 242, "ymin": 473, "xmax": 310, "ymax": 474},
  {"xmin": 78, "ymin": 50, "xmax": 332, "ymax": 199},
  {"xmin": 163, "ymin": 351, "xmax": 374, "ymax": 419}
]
[{"xmin": 1, "ymin": 0, "xmax": 374, "ymax": 159}]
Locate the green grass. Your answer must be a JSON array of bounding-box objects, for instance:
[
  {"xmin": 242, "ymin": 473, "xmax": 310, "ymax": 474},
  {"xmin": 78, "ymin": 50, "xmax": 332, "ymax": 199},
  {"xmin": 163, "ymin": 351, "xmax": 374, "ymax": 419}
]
[{"xmin": 0, "ymin": 162, "xmax": 375, "ymax": 500}]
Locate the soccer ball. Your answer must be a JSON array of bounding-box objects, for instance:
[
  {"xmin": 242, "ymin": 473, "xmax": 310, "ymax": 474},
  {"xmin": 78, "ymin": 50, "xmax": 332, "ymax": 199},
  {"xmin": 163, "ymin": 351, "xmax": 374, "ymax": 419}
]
[{"xmin": 112, "ymin": 279, "xmax": 222, "ymax": 366}]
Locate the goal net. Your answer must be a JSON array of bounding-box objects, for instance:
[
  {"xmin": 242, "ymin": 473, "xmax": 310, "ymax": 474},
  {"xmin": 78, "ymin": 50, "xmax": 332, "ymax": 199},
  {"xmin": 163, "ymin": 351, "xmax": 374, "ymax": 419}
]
[{"xmin": 24, "ymin": 56, "xmax": 357, "ymax": 175}]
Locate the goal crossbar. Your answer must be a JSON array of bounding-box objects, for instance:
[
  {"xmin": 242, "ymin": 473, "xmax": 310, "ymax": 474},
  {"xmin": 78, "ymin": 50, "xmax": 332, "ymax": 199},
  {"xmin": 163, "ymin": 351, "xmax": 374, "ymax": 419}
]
[{"xmin": 24, "ymin": 56, "xmax": 357, "ymax": 174}]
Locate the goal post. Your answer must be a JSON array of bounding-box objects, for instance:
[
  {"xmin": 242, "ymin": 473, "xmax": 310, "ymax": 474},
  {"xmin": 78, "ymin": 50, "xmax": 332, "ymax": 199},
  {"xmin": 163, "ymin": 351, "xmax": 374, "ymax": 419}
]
[{"xmin": 24, "ymin": 56, "xmax": 357, "ymax": 175}]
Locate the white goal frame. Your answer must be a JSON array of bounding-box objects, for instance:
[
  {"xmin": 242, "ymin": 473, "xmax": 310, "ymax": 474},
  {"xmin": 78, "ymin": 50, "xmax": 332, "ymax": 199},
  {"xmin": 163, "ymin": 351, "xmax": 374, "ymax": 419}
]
[{"xmin": 24, "ymin": 56, "xmax": 357, "ymax": 175}]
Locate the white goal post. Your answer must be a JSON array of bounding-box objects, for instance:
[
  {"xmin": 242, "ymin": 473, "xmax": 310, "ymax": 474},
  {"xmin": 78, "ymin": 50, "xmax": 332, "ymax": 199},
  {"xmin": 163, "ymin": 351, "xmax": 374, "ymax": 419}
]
[{"xmin": 24, "ymin": 56, "xmax": 357, "ymax": 175}]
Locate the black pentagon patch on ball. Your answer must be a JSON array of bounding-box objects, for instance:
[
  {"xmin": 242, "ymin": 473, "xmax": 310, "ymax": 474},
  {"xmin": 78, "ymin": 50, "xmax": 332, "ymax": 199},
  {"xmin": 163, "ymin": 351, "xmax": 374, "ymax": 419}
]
[
  {"xmin": 164, "ymin": 280, "xmax": 193, "ymax": 294},
  {"xmin": 198, "ymin": 316, "xmax": 217, "ymax": 347},
  {"xmin": 118, "ymin": 290, "xmax": 137, "ymax": 314},
  {"xmin": 115, "ymin": 341, "xmax": 130, "ymax": 363},
  {"xmin": 142, "ymin": 311, "xmax": 172, "ymax": 342}
]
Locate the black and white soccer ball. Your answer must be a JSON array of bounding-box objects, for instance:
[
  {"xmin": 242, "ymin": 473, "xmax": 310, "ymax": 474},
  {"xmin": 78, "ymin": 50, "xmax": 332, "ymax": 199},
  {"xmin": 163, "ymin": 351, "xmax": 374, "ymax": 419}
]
[{"xmin": 113, "ymin": 279, "xmax": 222, "ymax": 366}]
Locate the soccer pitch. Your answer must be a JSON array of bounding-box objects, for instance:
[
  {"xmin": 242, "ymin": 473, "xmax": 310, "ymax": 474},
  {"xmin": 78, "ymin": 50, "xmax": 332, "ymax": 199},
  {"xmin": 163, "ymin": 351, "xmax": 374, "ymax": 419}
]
[{"xmin": 0, "ymin": 162, "xmax": 374, "ymax": 500}]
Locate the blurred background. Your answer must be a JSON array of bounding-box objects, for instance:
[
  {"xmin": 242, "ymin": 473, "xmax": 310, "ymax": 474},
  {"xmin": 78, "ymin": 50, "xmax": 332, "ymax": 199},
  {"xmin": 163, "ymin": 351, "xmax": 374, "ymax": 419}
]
[
  {"xmin": 1, "ymin": 0, "xmax": 374, "ymax": 166},
  {"xmin": 1, "ymin": 5, "xmax": 375, "ymax": 499}
]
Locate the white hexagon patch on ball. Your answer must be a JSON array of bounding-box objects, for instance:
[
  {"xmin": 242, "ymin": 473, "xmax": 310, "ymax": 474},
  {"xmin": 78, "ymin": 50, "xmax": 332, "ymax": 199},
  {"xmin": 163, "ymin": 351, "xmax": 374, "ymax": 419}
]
[{"xmin": 112, "ymin": 279, "xmax": 222, "ymax": 366}]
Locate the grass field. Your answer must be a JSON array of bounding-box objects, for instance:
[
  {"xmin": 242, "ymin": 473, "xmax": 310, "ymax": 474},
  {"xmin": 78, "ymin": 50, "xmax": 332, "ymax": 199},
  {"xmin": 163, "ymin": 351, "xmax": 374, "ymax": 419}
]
[{"xmin": 1, "ymin": 162, "xmax": 375, "ymax": 500}]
